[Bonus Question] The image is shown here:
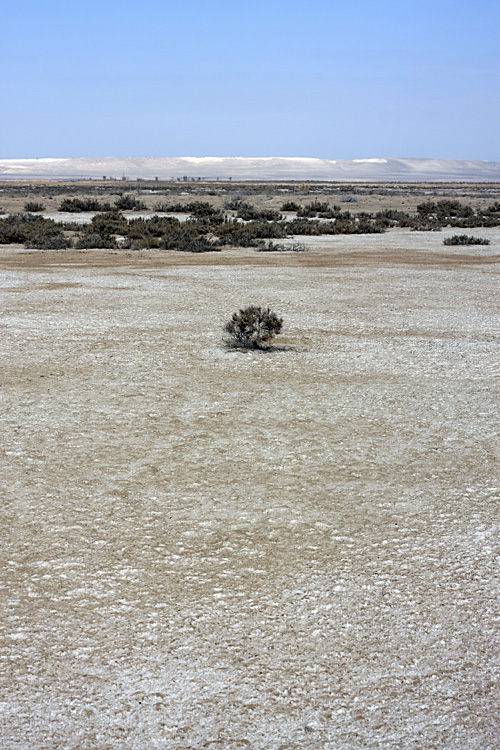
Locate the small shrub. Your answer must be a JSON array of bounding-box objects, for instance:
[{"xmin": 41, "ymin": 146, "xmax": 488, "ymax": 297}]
[
  {"xmin": 443, "ymin": 234, "xmax": 490, "ymax": 246},
  {"xmin": 217, "ymin": 219, "xmax": 285, "ymax": 246},
  {"xmin": 75, "ymin": 232, "xmax": 115, "ymax": 249},
  {"xmin": 90, "ymin": 211, "xmax": 128, "ymax": 237},
  {"xmin": 224, "ymin": 198, "xmax": 253, "ymax": 211},
  {"xmin": 281, "ymin": 201, "xmax": 300, "ymax": 211},
  {"xmin": 185, "ymin": 201, "xmax": 220, "ymax": 218},
  {"xmin": 59, "ymin": 198, "xmax": 104, "ymax": 212},
  {"xmin": 24, "ymin": 201, "xmax": 45, "ymax": 212},
  {"xmin": 237, "ymin": 207, "xmax": 282, "ymax": 221},
  {"xmin": 297, "ymin": 200, "xmax": 330, "ymax": 217},
  {"xmin": 224, "ymin": 306, "xmax": 283, "ymax": 349},
  {"xmin": 0, "ymin": 213, "xmax": 69, "ymax": 245},
  {"xmin": 25, "ymin": 233, "xmax": 72, "ymax": 249},
  {"xmin": 257, "ymin": 241, "xmax": 308, "ymax": 252},
  {"xmin": 153, "ymin": 201, "xmax": 180, "ymax": 213},
  {"xmin": 114, "ymin": 195, "xmax": 146, "ymax": 211},
  {"xmin": 160, "ymin": 230, "xmax": 218, "ymax": 253}
]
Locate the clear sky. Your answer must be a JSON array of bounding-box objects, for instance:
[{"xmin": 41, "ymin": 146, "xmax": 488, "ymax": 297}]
[{"xmin": 1, "ymin": 0, "xmax": 499, "ymax": 160}]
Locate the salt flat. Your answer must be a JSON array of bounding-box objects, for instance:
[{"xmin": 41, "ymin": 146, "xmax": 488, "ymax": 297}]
[
  {"xmin": 1, "ymin": 156, "xmax": 500, "ymax": 182},
  {"xmin": 1, "ymin": 233, "xmax": 499, "ymax": 749}
]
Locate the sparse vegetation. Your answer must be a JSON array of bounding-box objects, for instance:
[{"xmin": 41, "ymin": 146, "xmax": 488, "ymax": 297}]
[
  {"xmin": 257, "ymin": 241, "xmax": 308, "ymax": 252},
  {"xmin": 224, "ymin": 306, "xmax": 283, "ymax": 349},
  {"xmin": 443, "ymin": 234, "xmax": 490, "ymax": 246},
  {"xmin": 1, "ymin": 183, "xmax": 499, "ymax": 255}
]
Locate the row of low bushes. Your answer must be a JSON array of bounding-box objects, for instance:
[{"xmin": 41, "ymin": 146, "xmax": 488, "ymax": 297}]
[
  {"xmin": 17, "ymin": 196, "xmax": 500, "ymax": 230},
  {"xmin": 0, "ymin": 201, "xmax": 497, "ymax": 251},
  {"xmin": 152, "ymin": 200, "xmax": 221, "ymax": 217},
  {"xmin": 58, "ymin": 195, "xmax": 147, "ymax": 212},
  {"xmin": 443, "ymin": 234, "xmax": 490, "ymax": 246},
  {"xmin": 0, "ymin": 213, "xmax": 71, "ymax": 248}
]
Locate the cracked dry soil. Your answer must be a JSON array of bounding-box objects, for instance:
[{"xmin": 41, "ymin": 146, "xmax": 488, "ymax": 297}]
[{"xmin": 1, "ymin": 232, "xmax": 499, "ymax": 749}]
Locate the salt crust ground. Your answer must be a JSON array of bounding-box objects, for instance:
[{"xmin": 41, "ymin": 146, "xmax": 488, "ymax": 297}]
[{"xmin": 1, "ymin": 230, "xmax": 499, "ymax": 749}]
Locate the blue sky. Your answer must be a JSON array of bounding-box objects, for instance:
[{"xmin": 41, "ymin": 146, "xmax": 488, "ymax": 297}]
[{"xmin": 1, "ymin": 0, "xmax": 499, "ymax": 160}]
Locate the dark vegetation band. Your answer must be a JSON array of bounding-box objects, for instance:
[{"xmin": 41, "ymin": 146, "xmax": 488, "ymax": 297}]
[{"xmin": 1, "ymin": 194, "xmax": 499, "ymax": 252}]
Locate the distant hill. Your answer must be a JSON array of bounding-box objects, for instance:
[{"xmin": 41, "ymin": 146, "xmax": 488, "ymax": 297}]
[{"xmin": 1, "ymin": 156, "xmax": 499, "ymax": 182}]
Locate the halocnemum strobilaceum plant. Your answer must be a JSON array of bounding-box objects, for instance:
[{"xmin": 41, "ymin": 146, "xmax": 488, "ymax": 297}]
[{"xmin": 224, "ymin": 305, "xmax": 283, "ymax": 349}]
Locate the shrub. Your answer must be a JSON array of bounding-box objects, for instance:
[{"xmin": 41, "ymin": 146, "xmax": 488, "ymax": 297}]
[
  {"xmin": 24, "ymin": 201, "xmax": 45, "ymax": 212},
  {"xmin": 59, "ymin": 198, "xmax": 104, "ymax": 212},
  {"xmin": 443, "ymin": 234, "xmax": 490, "ymax": 246},
  {"xmin": 25, "ymin": 233, "xmax": 72, "ymax": 249},
  {"xmin": 257, "ymin": 241, "xmax": 308, "ymax": 252},
  {"xmin": 237, "ymin": 207, "xmax": 282, "ymax": 221},
  {"xmin": 0, "ymin": 213, "xmax": 69, "ymax": 246},
  {"xmin": 185, "ymin": 201, "xmax": 220, "ymax": 218},
  {"xmin": 224, "ymin": 198, "xmax": 253, "ymax": 211},
  {"xmin": 224, "ymin": 306, "xmax": 283, "ymax": 349},
  {"xmin": 152, "ymin": 201, "xmax": 174, "ymax": 212},
  {"xmin": 217, "ymin": 219, "xmax": 285, "ymax": 246},
  {"xmin": 152, "ymin": 200, "xmax": 219, "ymax": 217},
  {"xmin": 281, "ymin": 201, "xmax": 300, "ymax": 211},
  {"xmin": 297, "ymin": 200, "xmax": 330, "ymax": 217},
  {"xmin": 114, "ymin": 195, "xmax": 146, "ymax": 211},
  {"xmin": 75, "ymin": 232, "xmax": 115, "ymax": 249},
  {"xmin": 90, "ymin": 211, "xmax": 128, "ymax": 237},
  {"xmin": 160, "ymin": 229, "xmax": 218, "ymax": 253}
]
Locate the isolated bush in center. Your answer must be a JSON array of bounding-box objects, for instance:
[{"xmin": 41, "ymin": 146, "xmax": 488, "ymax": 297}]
[{"xmin": 224, "ymin": 306, "xmax": 283, "ymax": 349}]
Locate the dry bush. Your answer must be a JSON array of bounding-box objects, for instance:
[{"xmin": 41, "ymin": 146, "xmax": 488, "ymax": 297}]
[
  {"xmin": 0, "ymin": 214, "xmax": 70, "ymax": 247},
  {"xmin": 114, "ymin": 195, "xmax": 146, "ymax": 211},
  {"xmin": 443, "ymin": 234, "xmax": 490, "ymax": 246},
  {"xmin": 59, "ymin": 198, "xmax": 106, "ymax": 212},
  {"xmin": 257, "ymin": 241, "xmax": 308, "ymax": 252},
  {"xmin": 24, "ymin": 201, "xmax": 45, "ymax": 212},
  {"xmin": 224, "ymin": 306, "xmax": 283, "ymax": 349}
]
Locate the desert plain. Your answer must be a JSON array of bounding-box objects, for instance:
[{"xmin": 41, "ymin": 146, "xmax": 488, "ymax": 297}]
[{"xmin": 1, "ymin": 181, "xmax": 500, "ymax": 749}]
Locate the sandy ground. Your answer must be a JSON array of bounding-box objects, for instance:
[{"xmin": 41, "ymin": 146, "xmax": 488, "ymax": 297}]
[{"xmin": 1, "ymin": 230, "xmax": 500, "ymax": 749}]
